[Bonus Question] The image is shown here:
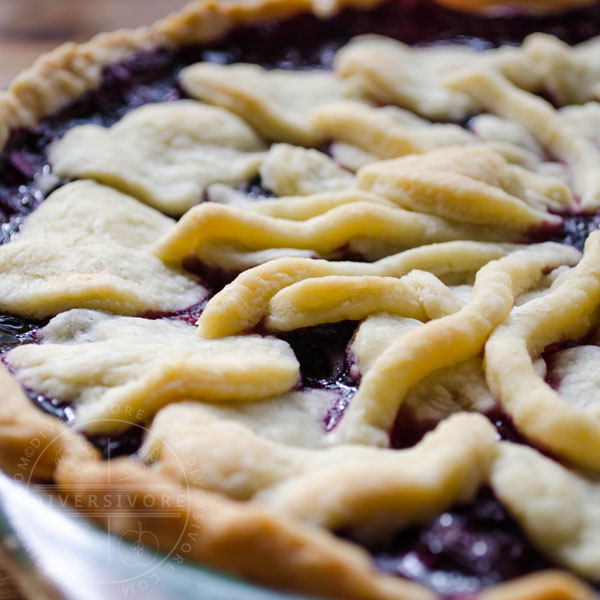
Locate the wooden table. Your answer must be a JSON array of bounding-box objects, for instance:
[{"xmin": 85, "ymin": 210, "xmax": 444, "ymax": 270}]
[{"xmin": 0, "ymin": 0, "xmax": 190, "ymax": 88}]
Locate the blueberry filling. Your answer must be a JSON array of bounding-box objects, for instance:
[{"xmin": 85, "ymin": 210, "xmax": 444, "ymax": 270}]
[
  {"xmin": 351, "ymin": 487, "xmax": 555, "ymax": 597},
  {"xmin": 87, "ymin": 424, "xmax": 148, "ymax": 460},
  {"xmin": 277, "ymin": 321, "xmax": 359, "ymax": 430},
  {"xmin": 0, "ymin": 313, "xmax": 44, "ymax": 352},
  {"xmin": 24, "ymin": 388, "xmax": 74, "ymax": 423},
  {"xmin": 391, "ymin": 404, "xmax": 537, "ymax": 449},
  {"xmin": 1, "ymin": 0, "xmax": 600, "ymax": 594}
]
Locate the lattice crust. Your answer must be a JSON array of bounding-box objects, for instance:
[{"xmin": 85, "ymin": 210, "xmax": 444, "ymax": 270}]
[
  {"xmin": 446, "ymin": 67, "xmax": 600, "ymax": 210},
  {"xmin": 3, "ymin": 2, "xmax": 600, "ymax": 600},
  {"xmin": 5, "ymin": 309, "xmax": 300, "ymax": 434},
  {"xmin": 208, "ymin": 184, "xmax": 394, "ymax": 219},
  {"xmin": 0, "ymin": 180, "xmax": 206, "ymax": 318},
  {"xmin": 197, "ymin": 241, "xmax": 519, "ymax": 337},
  {"xmin": 179, "ymin": 62, "xmax": 356, "ymax": 145},
  {"xmin": 54, "ymin": 456, "xmax": 437, "ymax": 600},
  {"xmin": 49, "ymin": 101, "xmax": 266, "ymax": 215},
  {"xmin": 335, "ymin": 36, "xmax": 499, "ymax": 120},
  {"xmin": 485, "ymin": 231, "xmax": 600, "ymax": 471},
  {"xmin": 310, "ymin": 101, "xmax": 476, "ymax": 159},
  {"xmin": 259, "ymin": 143, "xmax": 354, "ymax": 196},
  {"xmin": 152, "ymin": 196, "xmax": 522, "ymax": 265},
  {"xmin": 352, "ymin": 317, "xmax": 494, "ymax": 415},
  {"xmin": 146, "ymin": 409, "xmax": 497, "ymax": 526},
  {"xmin": 144, "ymin": 403, "xmax": 600, "ymax": 581},
  {"xmin": 516, "ymin": 34, "xmax": 600, "ymax": 104},
  {"xmin": 491, "ymin": 442, "xmax": 600, "ymax": 581},
  {"xmin": 355, "ymin": 146, "xmax": 571, "ymax": 229},
  {"xmin": 335, "ymin": 243, "xmax": 580, "ymax": 446},
  {"xmin": 560, "ymin": 102, "xmax": 600, "ymax": 145}
]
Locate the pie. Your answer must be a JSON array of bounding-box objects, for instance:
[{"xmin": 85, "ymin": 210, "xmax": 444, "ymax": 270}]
[{"xmin": 2, "ymin": 0, "xmax": 600, "ymax": 599}]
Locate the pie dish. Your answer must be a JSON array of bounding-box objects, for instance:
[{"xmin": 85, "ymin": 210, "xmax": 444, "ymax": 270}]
[{"xmin": 2, "ymin": 0, "xmax": 600, "ymax": 599}]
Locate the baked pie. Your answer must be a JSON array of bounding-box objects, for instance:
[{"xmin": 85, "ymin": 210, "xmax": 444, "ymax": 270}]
[{"xmin": 3, "ymin": 0, "xmax": 600, "ymax": 598}]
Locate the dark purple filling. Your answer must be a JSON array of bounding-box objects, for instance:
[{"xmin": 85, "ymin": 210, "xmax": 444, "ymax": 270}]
[
  {"xmin": 548, "ymin": 213, "xmax": 600, "ymax": 251},
  {"xmin": 277, "ymin": 322, "xmax": 359, "ymax": 432},
  {"xmin": 391, "ymin": 404, "xmax": 538, "ymax": 449},
  {"xmin": 87, "ymin": 424, "xmax": 148, "ymax": 460},
  {"xmin": 0, "ymin": 313, "xmax": 44, "ymax": 351},
  {"xmin": 1, "ymin": 0, "xmax": 600, "ymax": 594},
  {"xmin": 354, "ymin": 487, "xmax": 555, "ymax": 597}
]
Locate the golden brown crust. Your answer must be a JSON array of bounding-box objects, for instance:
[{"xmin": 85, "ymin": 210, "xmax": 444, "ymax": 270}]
[
  {"xmin": 55, "ymin": 457, "xmax": 436, "ymax": 600},
  {"xmin": 432, "ymin": 0, "xmax": 597, "ymax": 14},
  {"xmin": 53, "ymin": 450, "xmax": 600, "ymax": 600},
  {"xmin": 480, "ymin": 571, "xmax": 597, "ymax": 600},
  {"xmin": 0, "ymin": 0, "xmax": 385, "ymax": 150},
  {"xmin": 0, "ymin": 364, "xmax": 99, "ymax": 482}
]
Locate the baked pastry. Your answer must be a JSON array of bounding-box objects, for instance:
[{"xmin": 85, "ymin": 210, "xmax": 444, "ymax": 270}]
[{"xmin": 2, "ymin": 0, "xmax": 600, "ymax": 599}]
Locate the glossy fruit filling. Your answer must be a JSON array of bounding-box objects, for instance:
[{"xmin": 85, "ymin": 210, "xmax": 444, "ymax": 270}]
[
  {"xmin": 357, "ymin": 487, "xmax": 555, "ymax": 598},
  {"xmin": 2, "ymin": 0, "xmax": 600, "ymax": 595}
]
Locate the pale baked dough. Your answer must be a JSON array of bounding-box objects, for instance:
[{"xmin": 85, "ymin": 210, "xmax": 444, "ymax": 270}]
[
  {"xmin": 49, "ymin": 101, "xmax": 265, "ymax": 215},
  {"xmin": 145, "ymin": 408, "xmax": 497, "ymax": 532},
  {"xmin": 550, "ymin": 346, "xmax": 600, "ymax": 414},
  {"xmin": 335, "ymin": 36, "xmax": 490, "ymax": 120},
  {"xmin": 180, "ymin": 62, "xmax": 355, "ymax": 145},
  {"xmin": 335, "ymin": 242, "xmax": 580, "ymax": 446},
  {"xmin": 491, "ymin": 442, "xmax": 600, "ymax": 579},
  {"xmin": 264, "ymin": 270, "xmax": 463, "ymax": 331},
  {"xmin": 516, "ymin": 33, "xmax": 600, "ymax": 104},
  {"xmin": 356, "ymin": 146, "xmax": 570, "ymax": 229},
  {"xmin": 5, "ymin": 309, "xmax": 300, "ymax": 434},
  {"xmin": 447, "ymin": 67, "xmax": 600, "ymax": 210},
  {"xmin": 311, "ymin": 101, "xmax": 475, "ymax": 159},
  {"xmin": 1, "ymin": 1, "xmax": 599, "ymax": 599},
  {"xmin": 351, "ymin": 316, "xmax": 495, "ymax": 422},
  {"xmin": 142, "ymin": 389, "xmax": 338, "ymax": 452},
  {"xmin": 208, "ymin": 185, "xmax": 395, "ymax": 219},
  {"xmin": 153, "ymin": 200, "xmax": 520, "ymax": 266},
  {"xmin": 485, "ymin": 231, "xmax": 600, "ymax": 470},
  {"xmin": 259, "ymin": 143, "xmax": 354, "ymax": 195},
  {"xmin": 0, "ymin": 180, "xmax": 206, "ymax": 318},
  {"xmin": 198, "ymin": 241, "xmax": 518, "ymax": 337}
]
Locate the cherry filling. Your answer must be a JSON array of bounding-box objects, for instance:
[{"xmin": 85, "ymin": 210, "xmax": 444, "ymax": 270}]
[{"xmin": 1, "ymin": 0, "xmax": 600, "ymax": 594}]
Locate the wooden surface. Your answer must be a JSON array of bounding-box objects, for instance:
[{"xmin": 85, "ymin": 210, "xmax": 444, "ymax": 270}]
[{"xmin": 0, "ymin": 0, "xmax": 191, "ymax": 88}]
